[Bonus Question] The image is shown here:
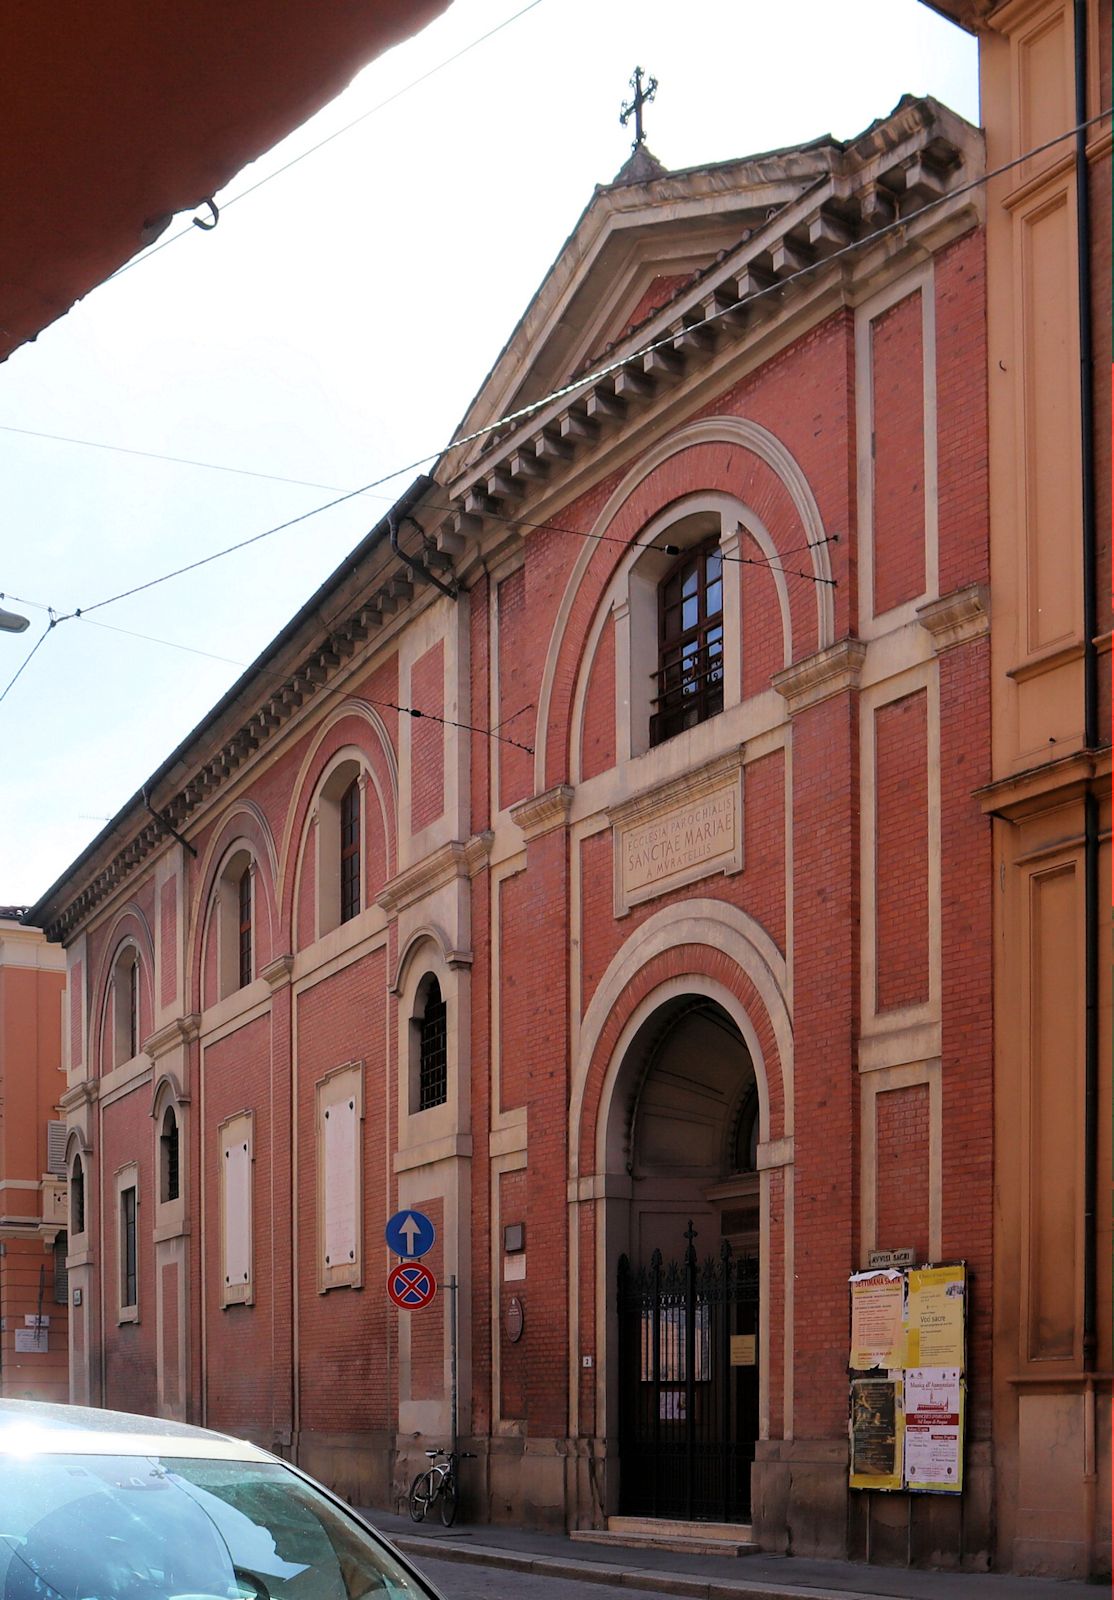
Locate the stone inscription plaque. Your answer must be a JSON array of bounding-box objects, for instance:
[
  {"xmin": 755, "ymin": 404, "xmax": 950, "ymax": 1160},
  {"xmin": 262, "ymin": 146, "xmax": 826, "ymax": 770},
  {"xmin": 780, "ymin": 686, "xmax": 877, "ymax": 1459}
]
[{"xmin": 617, "ymin": 782, "xmax": 740, "ymax": 912}]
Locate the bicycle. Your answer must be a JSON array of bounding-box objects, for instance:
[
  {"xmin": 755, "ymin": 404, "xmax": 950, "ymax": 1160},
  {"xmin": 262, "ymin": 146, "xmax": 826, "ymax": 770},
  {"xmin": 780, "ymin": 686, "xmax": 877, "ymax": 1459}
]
[{"xmin": 407, "ymin": 1447, "xmax": 475, "ymax": 1527}]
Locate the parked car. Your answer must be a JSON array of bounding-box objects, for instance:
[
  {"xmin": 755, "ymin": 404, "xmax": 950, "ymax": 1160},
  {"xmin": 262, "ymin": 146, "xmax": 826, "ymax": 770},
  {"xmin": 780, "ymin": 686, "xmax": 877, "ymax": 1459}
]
[{"xmin": 0, "ymin": 1399, "xmax": 443, "ymax": 1599}]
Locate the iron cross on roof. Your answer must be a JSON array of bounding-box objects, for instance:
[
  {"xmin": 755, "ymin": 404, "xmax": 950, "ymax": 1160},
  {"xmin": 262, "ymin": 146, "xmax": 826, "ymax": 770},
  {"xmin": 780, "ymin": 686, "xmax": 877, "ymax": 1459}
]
[{"xmin": 620, "ymin": 66, "xmax": 658, "ymax": 152}]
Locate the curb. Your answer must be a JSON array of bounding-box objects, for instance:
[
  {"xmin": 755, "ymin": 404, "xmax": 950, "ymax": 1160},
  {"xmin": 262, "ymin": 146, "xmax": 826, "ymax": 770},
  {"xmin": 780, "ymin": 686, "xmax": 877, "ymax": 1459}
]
[{"xmin": 391, "ymin": 1532, "xmax": 886, "ymax": 1600}]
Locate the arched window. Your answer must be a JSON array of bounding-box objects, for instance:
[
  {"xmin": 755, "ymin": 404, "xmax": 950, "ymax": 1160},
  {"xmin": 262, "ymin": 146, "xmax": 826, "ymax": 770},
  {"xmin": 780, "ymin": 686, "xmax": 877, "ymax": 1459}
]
[
  {"xmin": 160, "ymin": 1105, "xmax": 181, "ymax": 1204},
  {"xmin": 651, "ymin": 538, "xmax": 724, "ymax": 746},
  {"xmin": 71, "ymin": 1154, "xmax": 85, "ymax": 1235},
  {"xmin": 339, "ymin": 778, "xmax": 361, "ymax": 924},
  {"xmin": 112, "ymin": 945, "xmax": 141, "ymax": 1066},
  {"xmin": 417, "ymin": 976, "xmax": 448, "ymax": 1111},
  {"xmin": 237, "ymin": 866, "xmax": 253, "ymax": 989}
]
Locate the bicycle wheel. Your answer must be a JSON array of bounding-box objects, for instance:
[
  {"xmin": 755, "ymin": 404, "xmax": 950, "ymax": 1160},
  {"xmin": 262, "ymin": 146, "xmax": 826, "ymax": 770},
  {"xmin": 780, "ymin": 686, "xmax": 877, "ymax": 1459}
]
[
  {"xmin": 439, "ymin": 1471, "xmax": 458, "ymax": 1527},
  {"xmin": 409, "ymin": 1470, "xmax": 434, "ymax": 1523}
]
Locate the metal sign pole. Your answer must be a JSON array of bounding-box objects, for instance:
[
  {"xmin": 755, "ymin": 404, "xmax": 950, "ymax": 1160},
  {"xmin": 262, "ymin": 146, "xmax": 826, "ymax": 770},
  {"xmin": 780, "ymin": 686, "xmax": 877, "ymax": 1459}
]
[{"xmin": 449, "ymin": 1274, "xmax": 459, "ymax": 1456}]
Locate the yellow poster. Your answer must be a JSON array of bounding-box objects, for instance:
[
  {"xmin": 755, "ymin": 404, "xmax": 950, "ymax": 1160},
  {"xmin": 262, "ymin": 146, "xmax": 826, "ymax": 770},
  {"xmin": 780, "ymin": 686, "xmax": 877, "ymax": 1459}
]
[
  {"xmin": 849, "ymin": 1269, "xmax": 905, "ymax": 1370},
  {"xmin": 905, "ymin": 1265, "xmax": 965, "ymax": 1368},
  {"xmin": 849, "ymin": 1376, "xmax": 904, "ymax": 1491}
]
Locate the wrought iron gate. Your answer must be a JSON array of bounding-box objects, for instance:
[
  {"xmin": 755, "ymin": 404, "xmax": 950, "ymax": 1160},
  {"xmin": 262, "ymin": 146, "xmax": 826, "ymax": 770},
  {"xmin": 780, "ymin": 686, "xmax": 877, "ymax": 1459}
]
[{"xmin": 618, "ymin": 1224, "xmax": 759, "ymax": 1522}]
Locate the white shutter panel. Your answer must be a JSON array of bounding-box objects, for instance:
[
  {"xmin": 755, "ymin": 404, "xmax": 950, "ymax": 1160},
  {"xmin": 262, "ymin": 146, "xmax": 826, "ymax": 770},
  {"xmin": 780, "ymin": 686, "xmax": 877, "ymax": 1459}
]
[{"xmin": 46, "ymin": 1121, "xmax": 68, "ymax": 1175}]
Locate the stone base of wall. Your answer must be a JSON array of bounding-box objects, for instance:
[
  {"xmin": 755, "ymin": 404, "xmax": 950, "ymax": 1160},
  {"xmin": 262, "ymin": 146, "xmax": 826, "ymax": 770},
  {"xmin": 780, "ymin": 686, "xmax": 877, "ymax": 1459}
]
[
  {"xmin": 752, "ymin": 1438, "xmax": 850, "ymax": 1557},
  {"xmin": 295, "ymin": 1429, "xmax": 395, "ymax": 1510}
]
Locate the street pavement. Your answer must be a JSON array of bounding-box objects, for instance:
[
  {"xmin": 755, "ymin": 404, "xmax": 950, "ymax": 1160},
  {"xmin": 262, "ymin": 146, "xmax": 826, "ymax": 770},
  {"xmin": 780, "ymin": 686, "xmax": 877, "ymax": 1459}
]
[{"xmin": 362, "ymin": 1508, "xmax": 1100, "ymax": 1600}]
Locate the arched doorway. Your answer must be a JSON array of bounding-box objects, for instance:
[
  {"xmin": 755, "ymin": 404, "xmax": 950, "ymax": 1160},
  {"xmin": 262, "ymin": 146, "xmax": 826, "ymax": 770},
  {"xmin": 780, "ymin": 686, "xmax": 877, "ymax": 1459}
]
[{"xmin": 610, "ymin": 995, "xmax": 761, "ymax": 1524}]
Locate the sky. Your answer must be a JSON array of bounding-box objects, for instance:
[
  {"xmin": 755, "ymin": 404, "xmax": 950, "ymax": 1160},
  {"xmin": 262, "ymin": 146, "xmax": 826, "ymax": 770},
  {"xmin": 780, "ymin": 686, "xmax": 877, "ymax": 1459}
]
[{"xmin": 0, "ymin": 0, "xmax": 979, "ymax": 909}]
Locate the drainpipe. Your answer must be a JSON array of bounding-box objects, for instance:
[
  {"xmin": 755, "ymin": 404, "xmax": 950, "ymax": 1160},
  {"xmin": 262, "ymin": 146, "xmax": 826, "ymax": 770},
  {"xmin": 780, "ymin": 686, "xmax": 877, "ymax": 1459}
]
[
  {"xmin": 389, "ymin": 513, "xmax": 458, "ymax": 600},
  {"xmin": 1073, "ymin": 0, "xmax": 1098, "ymax": 1376}
]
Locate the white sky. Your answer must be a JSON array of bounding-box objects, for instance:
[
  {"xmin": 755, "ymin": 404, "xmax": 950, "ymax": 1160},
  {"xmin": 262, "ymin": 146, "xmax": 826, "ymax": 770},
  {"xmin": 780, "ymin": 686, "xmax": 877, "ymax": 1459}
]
[{"xmin": 0, "ymin": 0, "xmax": 978, "ymax": 909}]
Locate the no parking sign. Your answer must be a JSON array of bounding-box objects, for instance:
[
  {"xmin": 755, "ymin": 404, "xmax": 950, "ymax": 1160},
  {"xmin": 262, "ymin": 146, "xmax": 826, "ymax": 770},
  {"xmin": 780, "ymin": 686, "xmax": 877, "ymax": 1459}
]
[{"xmin": 387, "ymin": 1260, "xmax": 437, "ymax": 1310}]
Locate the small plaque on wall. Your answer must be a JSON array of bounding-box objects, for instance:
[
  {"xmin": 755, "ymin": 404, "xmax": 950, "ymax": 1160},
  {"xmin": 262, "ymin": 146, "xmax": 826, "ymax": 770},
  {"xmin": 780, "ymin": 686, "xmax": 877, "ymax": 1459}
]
[
  {"xmin": 609, "ymin": 753, "xmax": 744, "ymax": 916},
  {"xmin": 730, "ymin": 1334, "xmax": 756, "ymax": 1366},
  {"xmin": 505, "ymin": 1296, "xmax": 524, "ymax": 1343}
]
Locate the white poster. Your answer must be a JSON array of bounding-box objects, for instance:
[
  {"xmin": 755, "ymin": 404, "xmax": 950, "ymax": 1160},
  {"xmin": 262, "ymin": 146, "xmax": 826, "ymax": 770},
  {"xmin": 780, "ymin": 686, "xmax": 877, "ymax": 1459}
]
[{"xmin": 904, "ymin": 1367, "xmax": 963, "ymax": 1493}]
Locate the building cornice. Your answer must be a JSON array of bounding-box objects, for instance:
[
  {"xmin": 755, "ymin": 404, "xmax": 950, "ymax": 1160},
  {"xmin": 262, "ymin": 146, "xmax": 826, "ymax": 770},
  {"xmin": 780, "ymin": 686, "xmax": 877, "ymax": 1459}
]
[
  {"xmin": 772, "ymin": 639, "xmax": 868, "ymax": 715},
  {"xmin": 916, "ymin": 583, "xmax": 989, "ymax": 653},
  {"xmin": 144, "ymin": 1013, "xmax": 200, "ymax": 1062},
  {"xmin": 976, "ymin": 748, "xmax": 1113, "ymax": 823},
  {"xmin": 377, "ymin": 837, "xmax": 490, "ymax": 917},
  {"xmin": 261, "ymin": 954, "xmax": 295, "ymax": 991},
  {"xmin": 510, "ymin": 785, "xmax": 574, "ymax": 842}
]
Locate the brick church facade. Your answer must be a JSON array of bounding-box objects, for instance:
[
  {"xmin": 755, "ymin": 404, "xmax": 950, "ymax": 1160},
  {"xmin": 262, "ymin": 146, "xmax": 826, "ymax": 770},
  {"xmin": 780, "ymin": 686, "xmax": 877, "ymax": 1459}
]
[{"xmin": 30, "ymin": 96, "xmax": 1005, "ymax": 1562}]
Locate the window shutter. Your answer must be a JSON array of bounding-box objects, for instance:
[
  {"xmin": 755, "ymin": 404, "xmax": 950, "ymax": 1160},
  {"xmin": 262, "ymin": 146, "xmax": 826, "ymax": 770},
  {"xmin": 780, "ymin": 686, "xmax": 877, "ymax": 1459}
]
[{"xmin": 46, "ymin": 1120, "xmax": 68, "ymax": 1175}]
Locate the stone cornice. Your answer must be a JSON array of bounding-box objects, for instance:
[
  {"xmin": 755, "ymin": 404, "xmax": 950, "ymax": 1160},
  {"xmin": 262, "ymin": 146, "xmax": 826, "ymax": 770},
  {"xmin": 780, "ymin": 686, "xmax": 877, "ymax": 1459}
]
[
  {"xmin": 772, "ymin": 639, "xmax": 868, "ymax": 715},
  {"xmin": 60, "ymin": 1079, "xmax": 98, "ymax": 1114},
  {"xmin": 261, "ymin": 954, "xmax": 295, "ymax": 990},
  {"xmin": 916, "ymin": 583, "xmax": 989, "ymax": 653},
  {"xmin": 976, "ymin": 747, "xmax": 1112, "ymax": 822},
  {"xmin": 511, "ymin": 785, "xmax": 574, "ymax": 841},
  {"xmin": 377, "ymin": 840, "xmax": 475, "ymax": 918},
  {"xmin": 143, "ymin": 1013, "xmax": 200, "ymax": 1061},
  {"xmin": 607, "ymin": 748, "xmax": 745, "ymax": 831}
]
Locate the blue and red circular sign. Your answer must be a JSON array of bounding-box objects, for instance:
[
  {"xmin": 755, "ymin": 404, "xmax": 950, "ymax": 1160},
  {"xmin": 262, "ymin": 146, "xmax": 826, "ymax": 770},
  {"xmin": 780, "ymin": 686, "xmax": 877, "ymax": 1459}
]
[{"xmin": 387, "ymin": 1261, "xmax": 437, "ymax": 1310}]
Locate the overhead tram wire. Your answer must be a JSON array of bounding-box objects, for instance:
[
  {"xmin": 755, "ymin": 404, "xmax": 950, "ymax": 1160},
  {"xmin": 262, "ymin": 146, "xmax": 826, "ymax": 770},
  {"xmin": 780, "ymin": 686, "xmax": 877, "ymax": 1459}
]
[
  {"xmin": 106, "ymin": 0, "xmax": 547, "ymax": 282},
  {"xmin": 5, "ymin": 106, "xmax": 1108, "ymax": 706}
]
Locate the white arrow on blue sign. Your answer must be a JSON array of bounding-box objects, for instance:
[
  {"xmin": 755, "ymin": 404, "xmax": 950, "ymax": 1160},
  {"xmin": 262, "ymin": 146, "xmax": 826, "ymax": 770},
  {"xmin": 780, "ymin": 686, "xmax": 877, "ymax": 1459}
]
[{"xmin": 385, "ymin": 1208, "xmax": 436, "ymax": 1259}]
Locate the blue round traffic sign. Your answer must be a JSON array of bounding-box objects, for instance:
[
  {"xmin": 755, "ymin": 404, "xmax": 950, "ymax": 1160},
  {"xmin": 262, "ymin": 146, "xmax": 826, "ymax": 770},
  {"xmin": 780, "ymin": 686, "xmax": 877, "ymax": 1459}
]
[
  {"xmin": 385, "ymin": 1208, "xmax": 436, "ymax": 1259},
  {"xmin": 387, "ymin": 1261, "xmax": 437, "ymax": 1310}
]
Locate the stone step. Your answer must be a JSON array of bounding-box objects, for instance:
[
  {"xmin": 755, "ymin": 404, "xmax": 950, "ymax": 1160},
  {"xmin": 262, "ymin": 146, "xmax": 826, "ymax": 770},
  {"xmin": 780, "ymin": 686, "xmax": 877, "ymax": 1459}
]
[
  {"xmin": 609, "ymin": 1516, "xmax": 754, "ymax": 1541},
  {"xmin": 569, "ymin": 1524, "xmax": 757, "ymax": 1558}
]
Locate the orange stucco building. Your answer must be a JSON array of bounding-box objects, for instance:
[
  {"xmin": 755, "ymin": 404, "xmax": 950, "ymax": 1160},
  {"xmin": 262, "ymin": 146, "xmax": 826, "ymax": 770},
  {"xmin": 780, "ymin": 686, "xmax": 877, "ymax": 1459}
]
[
  {"xmin": 928, "ymin": 0, "xmax": 1112, "ymax": 1579},
  {"xmin": 0, "ymin": 911, "xmax": 68, "ymax": 1401}
]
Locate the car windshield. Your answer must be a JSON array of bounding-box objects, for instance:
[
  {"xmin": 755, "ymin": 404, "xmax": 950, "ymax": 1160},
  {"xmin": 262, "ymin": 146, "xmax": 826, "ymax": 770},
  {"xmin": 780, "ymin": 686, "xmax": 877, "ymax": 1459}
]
[{"xmin": 0, "ymin": 1454, "xmax": 433, "ymax": 1600}]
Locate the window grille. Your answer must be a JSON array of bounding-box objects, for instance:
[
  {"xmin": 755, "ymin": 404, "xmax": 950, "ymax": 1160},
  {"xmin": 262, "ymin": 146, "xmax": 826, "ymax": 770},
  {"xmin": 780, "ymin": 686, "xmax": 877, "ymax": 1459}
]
[
  {"xmin": 71, "ymin": 1156, "xmax": 85, "ymax": 1235},
  {"xmin": 53, "ymin": 1231, "xmax": 68, "ymax": 1304},
  {"xmin": 161, "ymin": 1106, "xmax": 180, "ymax": 1204},
  {"xmin": 650, "ymin": 539, "xmax": 724, "ymax": 746},
  {"xmin": 121, "ymin": 1186, "xmax": 137, "ymax": 1308},
  {"xmin": 128, "ymin": 955, "xmax": 139, "ymax": 1059},
  {"xmin": 237, "ymin": 867, "xmax": 252, "ymax": 988},
  {"xmin": 339, "ymin": 779, "xmax": 361, "ymax": 924},
  {"xmin": 418, "ymin": 978, "xmax": 448, "ymax": 1111}
]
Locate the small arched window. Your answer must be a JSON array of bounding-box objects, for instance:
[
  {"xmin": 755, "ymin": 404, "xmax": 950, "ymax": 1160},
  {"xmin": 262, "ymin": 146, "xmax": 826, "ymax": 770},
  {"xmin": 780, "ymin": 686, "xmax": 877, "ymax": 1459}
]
[
  {"xmin": 160, "ymin": 1105, "xmax": 181, "ymax": 1204},
  {"xmin": 651, "ymin": 538, "xmax": 724, "ymax": 746},
  {"xmin": 417, "ymin": 977, "xmax": 448, "ymax": 1111},
  {"xmin": 71, "ymin": 1155, "xmax": 85, "ymax": 1235},
  {"xmin": 339, "ymin": 778, "xmax": 361, "ymax": 924},
  {"xmin": 237, "ymin": 867, "xmax": 253, "ymax": 989}
]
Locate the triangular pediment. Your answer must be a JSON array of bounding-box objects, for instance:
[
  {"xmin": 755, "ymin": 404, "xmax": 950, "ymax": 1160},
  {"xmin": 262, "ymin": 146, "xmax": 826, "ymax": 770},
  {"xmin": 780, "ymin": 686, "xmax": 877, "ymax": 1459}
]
[{"xmin": 441, "ymin": 133, "xmax": 843, "ymax": 479}]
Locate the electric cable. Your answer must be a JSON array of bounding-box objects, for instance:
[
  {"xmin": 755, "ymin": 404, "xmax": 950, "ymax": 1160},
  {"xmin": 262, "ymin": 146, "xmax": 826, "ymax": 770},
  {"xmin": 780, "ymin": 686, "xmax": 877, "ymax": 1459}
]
[
  {"xmin": 106, "ymin": 0, "xmax": 547, "ymax": 282},
  {"xmin": 46, "ymin": 103, "xmax": 1112, "ymax": 627}
]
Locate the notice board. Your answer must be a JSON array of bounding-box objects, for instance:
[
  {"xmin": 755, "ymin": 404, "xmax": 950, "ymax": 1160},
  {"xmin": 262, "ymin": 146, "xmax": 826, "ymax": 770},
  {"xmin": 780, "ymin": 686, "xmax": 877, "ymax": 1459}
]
[{"xmin": 847, "ymin": 1262, "xmax": 966, "ymax": 1495}]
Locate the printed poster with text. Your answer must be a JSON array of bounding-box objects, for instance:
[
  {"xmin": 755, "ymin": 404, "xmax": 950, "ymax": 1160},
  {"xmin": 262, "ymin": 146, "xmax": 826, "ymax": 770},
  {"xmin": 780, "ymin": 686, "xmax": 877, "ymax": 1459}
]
[
  {"xmin": 905, "ymin": 1264, "xmax": 966, "ymax": 1368},
  {"xmin": 849, "ymin": 1268, "xmax": 905, "ymax": 1370},
  {"xmin": 904, "ymin": 1367, "xmax": 963, "ymax": 1493}
]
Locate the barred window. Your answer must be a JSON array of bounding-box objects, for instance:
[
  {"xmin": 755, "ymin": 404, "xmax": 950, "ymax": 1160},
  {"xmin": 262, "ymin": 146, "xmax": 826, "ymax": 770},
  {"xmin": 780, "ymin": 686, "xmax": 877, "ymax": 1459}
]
[
  {"xmin": 128, "ymin": 953, "xmax": 140, "ymax": 1059},
  {"xmin": 339, "ymin": 779, "xmax": 361, "ymax": 924},
  {"xmin": 53, "ymin": 1231, "xmax": 69, "ymax": 1305},
  {"xmin": 71, "ymin": 1154, "xmax": 85, "ymax": 1235},
  {"xmin": 121, "ymin": 1186, "xmax": 137, "ymax": 1309},
  {"xmin": 160, "ymin": 1105, "xmax": 180, "ymax": 1204},
  {"xmin": 418, "ymin": 977, "xmax": 448, "ymax": 1111},
  {"xmin": 237, "ymin": 867, "xmax": 252, "ymax": 988},
  {"xmin": 650, "ymin": 539, "xmax": 724, "ymax": 746}
]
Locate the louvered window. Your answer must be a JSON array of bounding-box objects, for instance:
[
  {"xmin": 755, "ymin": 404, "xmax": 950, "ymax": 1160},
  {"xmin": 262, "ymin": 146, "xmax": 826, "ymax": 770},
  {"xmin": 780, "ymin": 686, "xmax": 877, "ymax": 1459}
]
[
  {"xmin": 121, "ymin": 1186, "xmax": 137, "ymax": 1309},
  {"xmin": 53, "ymin": 1232, "xmax": 68, "ymax": 1304},
  {"xmin": 46, "ymin": 1120, "xmax": 67, "ymax": 1176},
  {"xmin": 71, "ymin": 1156, "xmax": 85, "ymax": 1235}
]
